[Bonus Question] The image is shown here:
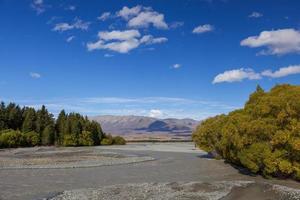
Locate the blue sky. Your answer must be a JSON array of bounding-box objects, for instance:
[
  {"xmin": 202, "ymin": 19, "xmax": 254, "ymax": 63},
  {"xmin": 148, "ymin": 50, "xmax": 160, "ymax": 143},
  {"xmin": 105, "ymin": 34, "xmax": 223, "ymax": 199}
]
[{"xmin": 1, "ymin": 0, "xmax": 300, "ymax": 120}]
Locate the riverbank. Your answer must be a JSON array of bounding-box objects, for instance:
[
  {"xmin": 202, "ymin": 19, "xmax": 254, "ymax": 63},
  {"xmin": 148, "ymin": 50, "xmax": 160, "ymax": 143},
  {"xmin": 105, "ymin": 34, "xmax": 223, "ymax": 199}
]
[{"xmin": 0, "ymin": 143, "xmax": 299, "ymax": 200}]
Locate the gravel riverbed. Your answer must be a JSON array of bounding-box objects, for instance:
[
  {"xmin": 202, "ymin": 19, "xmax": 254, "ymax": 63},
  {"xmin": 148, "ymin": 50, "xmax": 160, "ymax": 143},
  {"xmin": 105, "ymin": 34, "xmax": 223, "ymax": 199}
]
[{"xmin": 1, "ymin": 143, "xmax": 299, "ymax": 200}]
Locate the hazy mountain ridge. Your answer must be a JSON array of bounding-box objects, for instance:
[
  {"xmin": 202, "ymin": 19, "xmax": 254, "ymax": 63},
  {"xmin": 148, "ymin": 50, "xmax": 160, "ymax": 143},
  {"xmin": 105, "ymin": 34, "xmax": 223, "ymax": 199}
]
[{"xmin": 89, "ymin": 115, "xmax": 199, "ymax": 135}]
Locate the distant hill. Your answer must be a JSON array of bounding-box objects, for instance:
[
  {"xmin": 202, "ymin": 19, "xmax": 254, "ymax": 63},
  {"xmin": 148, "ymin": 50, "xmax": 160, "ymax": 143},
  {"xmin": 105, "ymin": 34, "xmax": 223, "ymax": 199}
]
[{"xmin": 89, "ymin": 115, "xmax": 199, "ymax": 135}]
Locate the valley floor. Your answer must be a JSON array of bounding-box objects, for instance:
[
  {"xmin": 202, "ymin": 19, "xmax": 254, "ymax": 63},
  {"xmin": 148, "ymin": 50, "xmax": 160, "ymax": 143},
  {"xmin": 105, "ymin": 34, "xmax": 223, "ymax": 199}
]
[{"xmin": 0, "ymin": 143, "xmax": 299, "ymax": 200}]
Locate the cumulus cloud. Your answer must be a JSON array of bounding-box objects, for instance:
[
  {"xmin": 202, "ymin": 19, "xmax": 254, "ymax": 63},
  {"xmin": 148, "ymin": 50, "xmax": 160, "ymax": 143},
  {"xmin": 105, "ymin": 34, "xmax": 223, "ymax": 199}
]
[
  {"xmin": 140, "ymin": 35, "xmax": 168, "ymax": 45},
  {"xmin": 31, "ymin": 0, "xmax": 46, "ymax": 14},
  {"xmin": 128, "ymin": 10, "xmax": 168, "ymax": 29},
  {"xmin": 87, "ymin": 30, "xmax": 140, "ymax": 53},
  {"xmin": 248, "ymin": 12, "xmax": 263, "ymax": 18},
  {"xmin": 53, "ymin": 18, "xmax": 90, "ymax": 32},
  {"xmin": 99, "ymin": 30, "xmax": 141, "ymax": 41},
  {"xmin": 117, "ymin": 5, "xmax": 168, "ymax": 29},
  {"xmin": 87, "ymin": 30, "xmax": 167, "ymax": 53},
  {"xmin": 213, "ymin": 68, "xmax": 261, "ymax": 84},
  {"xmin": 66, "ymin": 36, "xmax": 75, "ymax": 42},
  {"xmin": 172, "ymin": 64, "xmax": 181, "ymax": 69},
  {"xmin": 261, "ymin": 65, "xmax": 300, "ymax": 78},
  {"xmin": 240, "ymin": 28, "xmax": 300, "ymax": 55},
  {"xmin": 149, "ymin": 109, "xmax": 164, "ymax": 118},
  {"xmin": 30, "ymin": 72, "xmax": 41, "ymax": 79},
  {"xmin": 192, "ymin": 24, "xmax": 214, "ymax": 34},
  {"xmin": 98, "ymin": 12, "xmax": 111, "ymax": 21},
  {"xmin": 213, "ymin": 64, "xmax": 300, "ymax": 83},
  {"xmin": 117, "ymin": 5, "xmax": 142, "ymax": 20}
]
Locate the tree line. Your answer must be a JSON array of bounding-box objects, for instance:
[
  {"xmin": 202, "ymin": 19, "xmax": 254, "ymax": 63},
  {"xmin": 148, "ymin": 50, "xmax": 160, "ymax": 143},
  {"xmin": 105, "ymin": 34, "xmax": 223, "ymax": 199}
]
[
  {"xmin": 0, "ymin": 102, "xmax": 125, "ymax": 148},
  {"xmin": 192, "ymin": 84, "xmax": 300, "ymax": 180}
]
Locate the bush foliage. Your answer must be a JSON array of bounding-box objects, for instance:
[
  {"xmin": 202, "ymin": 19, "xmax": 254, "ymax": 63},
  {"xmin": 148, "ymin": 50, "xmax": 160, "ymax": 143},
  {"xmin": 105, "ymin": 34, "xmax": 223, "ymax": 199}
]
[
  {"xmin": 0, "ymin": 102, "xmax": 126, "ymax": 148},
  {"xmin": 192, "ymin": 84, "xmax": 300, "ymax": 180}
]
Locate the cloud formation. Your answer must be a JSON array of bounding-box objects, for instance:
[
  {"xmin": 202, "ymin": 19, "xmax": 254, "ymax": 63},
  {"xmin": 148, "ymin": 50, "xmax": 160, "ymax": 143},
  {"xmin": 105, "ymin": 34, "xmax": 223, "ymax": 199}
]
[
  {"xmin": 66, "ymin": 36, "xmax": 75, "ymax": 42},
  {"xmin": 248, "ymin": 12, "xmax": 263, "ymax": 18},
  {"xmin": 117, "ymin": 5, "xmax": 168, "ymax": 29},
  {"xmin": 213, "ymin": 68, "xmax": 261, "ymax": 84},
  {"xmin": 241, "ymin": 28, "xmax": 300, "ymax": 55},
  {"xmin": 31, "ymin": 0, "xmax": 46, "ymax": 14},
  {"xmin": 261, "ymin": 65, "xmax": 300, "ymax": 78},
  {"xmin": 87, "ymin": 30, "xmax": 167, "ymax": 53},
  {"xmin": 213, "ymin": 64, "xmax": 300, "ymax": 83},
  {"xmin": 149, "ymin": 109, "xmax": 164, "ymax": 118},
  {"xmin": 53, "ymin": 18, "xmax": 90, "ymax": 32},
  {"xmin": 193, "ymin": 24, "xmax": 214, "ymax": 34},
  {"xmin": 66, "ymin": 5, "xmax": 76, "ymax": 11},
  {"xmin": 98, "ymin": 12, "xmax": 111, "ymax": 21},
  {"xmin": 30, "ymin": 72, "xmax": 41, "ymax": 79},
  {"xmin": 173, "ymin": 64, "xmax": 181, "ymax": 69}
]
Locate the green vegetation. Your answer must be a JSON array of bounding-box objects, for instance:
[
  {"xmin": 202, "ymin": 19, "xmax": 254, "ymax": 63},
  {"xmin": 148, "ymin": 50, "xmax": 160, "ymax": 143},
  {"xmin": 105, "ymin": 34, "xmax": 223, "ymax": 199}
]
[
  {"xmin": 100, "ymin": 134, "xmax": 126, "ymax": 145},
  {"xmin": 192, "ymin": 84, "xmax": 300, "ymax": 180},
  {"xmin": 0, "ymin": 102, "xmax": 125, "ymax": 148}
]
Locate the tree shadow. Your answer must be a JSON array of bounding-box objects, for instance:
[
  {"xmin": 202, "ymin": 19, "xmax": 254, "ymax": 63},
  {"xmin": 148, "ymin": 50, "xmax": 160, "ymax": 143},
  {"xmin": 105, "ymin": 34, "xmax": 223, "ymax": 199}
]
[
  {"xmin": 224, "ymin": 161, "xmax": 257, "ymax": 176},
  {"xmin": 196, "ymin": 152, "xmax": 215, "ymax": 159}
]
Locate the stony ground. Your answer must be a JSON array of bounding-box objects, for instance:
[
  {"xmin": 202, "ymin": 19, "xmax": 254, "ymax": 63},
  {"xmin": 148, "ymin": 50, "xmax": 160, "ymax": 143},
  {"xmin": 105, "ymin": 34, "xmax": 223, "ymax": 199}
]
[
  {"xmin": 48, "ymin": 181, "xmax": 300, "ymax": 200},
  {"xmin": 0, "ymin": 147, "xmax": 154, "ymax": 169},
  {"xmin": 0, "ymin": 143, "xmax": 299, "ymax": 200}
]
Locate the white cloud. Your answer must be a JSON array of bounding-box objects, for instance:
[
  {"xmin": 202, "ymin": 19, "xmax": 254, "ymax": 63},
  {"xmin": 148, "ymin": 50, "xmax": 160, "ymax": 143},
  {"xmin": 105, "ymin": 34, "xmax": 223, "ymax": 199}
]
[
  {"xmin": 213, "ymin": 68, "xmax": 261, "ymax": 84},
  {"xmin": 117, "ymin": 5, "xmax": 168, "ymax": 29},
  {"xmin": 99, "ymin": 30, "xmax": 141, "ymax": 41},
  {"xmin": 240, "ymin": 28, "xmax": 300, "ymax": 55},
  {"xmin": 128, "ymin": 10, "xmax": 168, "ymax": 29},
  {"xmin": 88, "ymin": 39, "xmax": 140, "ymax": 53},
  {"xmin": 98, "ymin": 12, "xmax": 111, "ymax": 21},
  {"xmin": 172, "ymin": 64, "xmax": 181, "ymax": 69},
  {"xmin": 149, "ymin": 109, "xmax": 164, "ymax": 118},
  {"xmin": 87, "ymin": 30, "xmax": 167, "ymax": 53},
  {"xmin": 31, "ymin": 0, "xmax": 46, "ymax": 14},
  {"xmin": 87, "ymin": 30, "xmax": 140, "ymax": 53},
  {"xmin": 30, "ymin": 72, "xmax": 41, "ymax": 79},
  {"xmin": 117, "ymin": 5, "xmax": 142, "ymax": 20},
  {"xmin": 192, "ymin": 24, "xmax": 214, "ymax": 34},
  {"xmin": 213, "ymin": 64, "xmax": 300, "ymax": 84},
  {"xmin": 261, "ymin": 65, "xmax": 300, "ymax": 78},
  {"xmin": 140, "ymin": 35, "xmax": 168, "ymax": 45},
  {"xmin": 248, "ymin": 12, "xmax": 263, "ymax": 18},
  {"xmin": 66, "ymin": 5, "xmax": 76, "ymax": 11},
  {"xmin": 66, "ymin": 36, "xmax": 75, "ymax": 42},
  {"xmin": 53, "ymin": 18, "xmax": 90, "ymax": 32}
]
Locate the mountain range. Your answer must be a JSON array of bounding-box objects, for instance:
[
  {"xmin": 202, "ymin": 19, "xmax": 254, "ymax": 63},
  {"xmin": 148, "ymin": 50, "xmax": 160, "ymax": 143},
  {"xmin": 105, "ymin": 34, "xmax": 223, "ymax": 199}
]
[{"xmin": 89, "ymin": 115, "xmax": 199, "ymax": 135}]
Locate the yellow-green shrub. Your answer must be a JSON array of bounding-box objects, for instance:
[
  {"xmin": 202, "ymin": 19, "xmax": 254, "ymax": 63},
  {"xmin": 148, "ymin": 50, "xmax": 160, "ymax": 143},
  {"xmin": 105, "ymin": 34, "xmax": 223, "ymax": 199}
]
[{"xmin": 192, "ymin": 84, "xmax": 300, "ymax": 180}]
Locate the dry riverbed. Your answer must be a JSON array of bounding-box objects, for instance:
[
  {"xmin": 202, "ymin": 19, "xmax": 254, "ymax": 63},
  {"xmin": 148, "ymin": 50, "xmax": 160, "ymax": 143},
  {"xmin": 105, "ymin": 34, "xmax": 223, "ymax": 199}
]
[{"xmin": 0, "ymin": 143, "xmax": 299, "ymax": 200}]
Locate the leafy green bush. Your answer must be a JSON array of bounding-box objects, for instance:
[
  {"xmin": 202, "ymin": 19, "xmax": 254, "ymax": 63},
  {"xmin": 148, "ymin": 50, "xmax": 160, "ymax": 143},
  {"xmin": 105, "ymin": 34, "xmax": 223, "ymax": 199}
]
[
  {"xmin": 79, "ymin": 131, "xmax": 94, "ymax": 146},
  {"xmin": 100, "ymin": 134, "xmax": 113, "ymax": 145},
  {"xmin": 24, "ymin": 131, "xmax": 40, "ymax": 146},
  {"xmin": 63, "ymin": 134, "xmax": 78, "ymax": 146},
  {"xmin": 113, "ymin": 136, "xmax": 126, "ymax": 145},
  {"xmin": 0, "ymin": 130, "xmax": 25, "ymax": 148},
  {"xmin": 192, "ymin": 84, "xmax": 300, "ymax": 180}
]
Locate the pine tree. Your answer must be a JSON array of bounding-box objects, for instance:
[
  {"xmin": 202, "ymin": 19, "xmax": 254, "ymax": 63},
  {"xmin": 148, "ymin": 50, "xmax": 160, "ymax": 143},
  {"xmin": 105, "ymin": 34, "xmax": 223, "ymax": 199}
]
[
  {"xmin": 41, "ymin": 124, "xmax": 55, "ymax": 145},
  {"xmin": 55, "ymin": 110, "xmax": 67, "ymax": 144},
  {"xmin": 22, "ymin": 108, "xmax": 36, "ymax": 133},
  {"xmin": 0, "ymin": 102, "xmax": 7, "ymax": 130},
  {"xmin": 6, "ymin": 103, "xmax": 23, "ymax": 130},
  {"xmin": 35, "ymin": 105, "xmax": 54, "ymax": 140}
]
